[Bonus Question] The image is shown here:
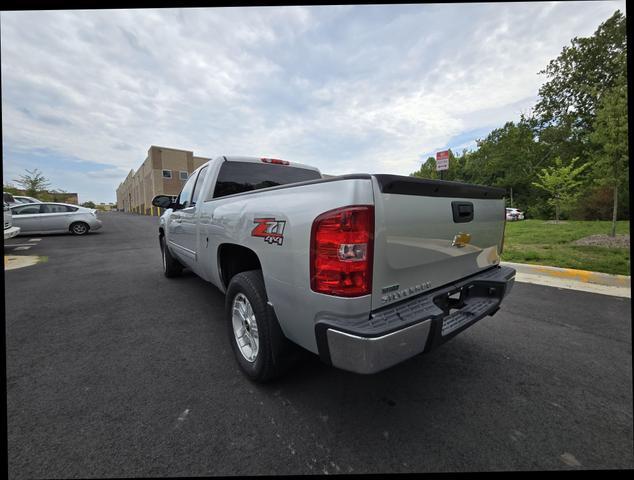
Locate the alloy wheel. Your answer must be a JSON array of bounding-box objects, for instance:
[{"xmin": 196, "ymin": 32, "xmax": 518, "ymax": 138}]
[
  {"xmin": 231, "ymin": 293, "xmax": 259, "ymax": 363},
  {"xmin": 73, "ymin": 223, "xmax": 88, "ymax": 235}
]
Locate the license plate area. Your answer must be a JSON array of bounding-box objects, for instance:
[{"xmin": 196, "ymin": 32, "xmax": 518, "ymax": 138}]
[
  {"xmin": 433, "ymin": 285, "xmax": 470, "ymax": 315},
  {"xmin": 433, "ymin": 283, "xmax": 503, "ymax": 336}
]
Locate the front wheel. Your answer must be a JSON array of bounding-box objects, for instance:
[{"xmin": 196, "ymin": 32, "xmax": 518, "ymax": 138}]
[
  {"xmin": 226, "ymin": 270, "xmax": 295, "ymax": 382},
  {"xmin": 160, "ymin": 235, "xmax": 183, "ymax": 277}
]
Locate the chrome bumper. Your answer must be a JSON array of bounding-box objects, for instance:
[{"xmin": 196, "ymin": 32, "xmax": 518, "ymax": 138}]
[
  {"xmin": 4, "ymin": 226, "xmax": 20, "ymax": 240},
  {"xmin": 317, "ymin": 265, "xmax": 516, "ymax": 375},
  {"xmin": 326, "ymin": 320, "xmax": 432, "ymax": 374}
]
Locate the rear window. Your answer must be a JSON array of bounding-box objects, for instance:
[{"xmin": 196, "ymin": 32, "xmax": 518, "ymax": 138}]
[
  {"xmin": 42, "ymin": 204, "xmax": 76, "ymax": 213},
  {"xmin": 210, "ymin": 161, "xmax": 321, "ymax": 200}
]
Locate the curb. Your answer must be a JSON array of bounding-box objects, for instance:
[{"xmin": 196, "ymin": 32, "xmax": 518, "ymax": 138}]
[{"xmin": 501, "ymin": 261, "xmax": 631, "ymax": 288}]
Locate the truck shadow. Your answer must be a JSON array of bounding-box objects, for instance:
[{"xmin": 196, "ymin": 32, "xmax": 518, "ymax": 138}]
[
  {"xmin": 180, "ymin": 269, "xmax": 520, "ymax": 451},
  {"xmin": 250, "ymin": 335, "xmax": 514, "ymax": 462}
]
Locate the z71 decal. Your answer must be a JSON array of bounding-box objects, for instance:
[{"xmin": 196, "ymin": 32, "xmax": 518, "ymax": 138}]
[{"xmin": 252, "ymin": 218, "xmax": 286, "ymax": 246}]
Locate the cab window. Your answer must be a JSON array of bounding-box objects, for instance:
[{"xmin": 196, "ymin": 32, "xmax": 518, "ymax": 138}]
[
  {"xmin": 191, "ymin": 166, "xmax": 208, "ymax": 206},
  {"xmin": 176, "ymin": 170, "xmax": 199, "ymax": 208},
  {"xmin": 211, "ymin": 161, "xmax": 321, "ymax": 200}
]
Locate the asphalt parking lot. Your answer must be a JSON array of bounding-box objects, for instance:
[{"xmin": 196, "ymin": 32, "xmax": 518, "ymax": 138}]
[{"xmin": 4, "ymin": 211, "xmax": 633, "ymax": 476}]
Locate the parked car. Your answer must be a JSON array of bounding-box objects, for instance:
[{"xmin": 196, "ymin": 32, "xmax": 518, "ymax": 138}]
[
  {"xmin": 4, "ymin": 201, "xmax": 20, "ymax": 239},
  {"xmin": 3, "ymin": 192, "xmax": 18, "ymax": 206},
  {"xmin": 10, "ymin": 202, "xmax": 102, "ymax": 235},
  {"xmin": 13, "ymin": 195, "xmax": 42, "ymax": 204},
  {"xmin": 151, "ymin": 156, "xmax": 515, "ymax": 382},
  {"xmin": 505, "ymin": 207, "xmax": 524, "ymax": 221}
]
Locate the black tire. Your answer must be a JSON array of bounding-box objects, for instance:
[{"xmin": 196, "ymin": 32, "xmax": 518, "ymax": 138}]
[
  {"xmin": 226, "ymin": 270, "xmax": 295, "ymax": 382},
  {"xmin": 70, "ymin": 221, "xmax": 90, "ymax": 235},
  {"xmin": 160, "ymin": 235, "xmax": 183, "ymax": 278}
]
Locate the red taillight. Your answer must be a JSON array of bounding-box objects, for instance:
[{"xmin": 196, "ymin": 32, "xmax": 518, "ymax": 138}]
[
  {"xmin": 310, "ymin": 205, "xmax": 374, "ymax": 297},
  {"xmin": 261, "ymin": 158, "xmax": 289, "ymax": 165}
]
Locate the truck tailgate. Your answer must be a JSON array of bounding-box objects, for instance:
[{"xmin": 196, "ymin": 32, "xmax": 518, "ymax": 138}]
[{"xmin": 370, "ymin": 175, "xmax": 506, "ymax": 311}]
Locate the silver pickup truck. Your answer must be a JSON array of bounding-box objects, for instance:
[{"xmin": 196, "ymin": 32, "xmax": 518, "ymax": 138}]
[{"xmin": 152, "ymin": 156, "xmax": 515, "ymax": 382}]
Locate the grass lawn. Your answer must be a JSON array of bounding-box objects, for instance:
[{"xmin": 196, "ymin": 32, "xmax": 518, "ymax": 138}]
[{"xmin": 501, "ymin": 220, "xmax": 630, "ymax": 276}]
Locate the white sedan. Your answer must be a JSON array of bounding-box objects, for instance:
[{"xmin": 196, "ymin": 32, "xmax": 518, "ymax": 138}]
[
  {"xmin": 10, "ymin": 202, "xmax": 103, "ymax": 235},
  {"xmin": 505, "ymin": 208, "xmax": 525, "ymax": 221},
  {"xmin": 13, "ymin": 195, "xmax": 42, "ymax": 204}
]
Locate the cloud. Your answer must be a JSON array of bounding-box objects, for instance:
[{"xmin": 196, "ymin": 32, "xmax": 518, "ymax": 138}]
[
  {"xmin": 84, "ymin": 167, "xmax": 131, "ymax": 180},
  {"xmin": 1, "ymin": 1, "xmax": 625, "ymax": 202}
]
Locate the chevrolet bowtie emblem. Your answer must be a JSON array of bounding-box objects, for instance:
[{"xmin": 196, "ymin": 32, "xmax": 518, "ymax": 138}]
[{"xmin": 452, "ymin": 232, "xmax": 471, "ymax": 248}]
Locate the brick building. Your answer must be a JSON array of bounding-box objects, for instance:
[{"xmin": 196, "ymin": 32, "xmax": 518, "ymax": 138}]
[{"xmin": 116, "ymin": 146, "xmax": 209, "ymax": 215}]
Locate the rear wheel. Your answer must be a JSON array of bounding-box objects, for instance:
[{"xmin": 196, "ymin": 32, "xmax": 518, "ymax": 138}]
[
  {"xmin": 160, "ymin": 235, "xmax": 183, "ymax": 277},
  {"xmin": 70, "ymin": 222, "xmax": 89, "ymax": 235},
  {"xmin": 226, "ymin": 270, "xmax": 295, "ymax": 382}
]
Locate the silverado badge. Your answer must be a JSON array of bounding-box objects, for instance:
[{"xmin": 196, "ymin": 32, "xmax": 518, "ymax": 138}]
[{"xmin": 381, "ymin": 281, "xmax": 432, "ymax": 304}]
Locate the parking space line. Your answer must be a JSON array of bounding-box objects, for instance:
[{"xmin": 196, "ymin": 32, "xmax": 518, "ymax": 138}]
[
  {"xmin": 14, "ymin": 246, "xmax": 32, "ymax": 251},
  {"xmin": 5, "ymin": 244, "xmax": 37, "ymax": 247},
  {"xmin": 29, "ymin": 238, "xmax": 42, "ymax": 242}
]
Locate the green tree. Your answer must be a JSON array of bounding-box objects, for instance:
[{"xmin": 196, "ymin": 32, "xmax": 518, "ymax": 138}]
[
  {"xmin": 468, "ymin": 119, "xmax": 545, "ymax": 179},
  {"xmin": 534, "ymin": 10, "xmax": 626, "ymax": 134},
  {"xmin": 533, "ymin": 9, "xmax": 626, "ymax": 176},
  {"xmin": 81, "ymin": 201, "xmax": 96, "ymax": 209},
  {"xmin": 458, "ymin": 117, "xmax": 558, "ymax": 214},
  {"xmin": 3, "ymin": 184, "xmax": 21, "ymax": 195},
  {"xmin": 411, "ymin": 156, "xmax": 439, "ymax": 180},
  {"xmin": 589, "ymin": 78, "xmax": 628, "ymax": 236},
  {"xmin": 12, "ymin": 168, "xmax": 51, "ymax": 197},
  {"xmin": 532, "ymin": 157, "xmax": 590, "ymax": 223},
  {"xmin": 40, "ymin": 188, "xmax": 71, "ymax": 203},
  {"xmin": 405, "ymin": 10, "xmax": 628, "ymax": 222}
]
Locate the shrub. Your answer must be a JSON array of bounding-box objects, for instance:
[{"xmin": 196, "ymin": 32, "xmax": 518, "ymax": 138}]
[
  {"xmin": 570, "ymin": 185, "xmax": 630, "ymax": 220},
  {"xmin": 526, "ymin": 202, "xmax": 554, "ymax": 220}
]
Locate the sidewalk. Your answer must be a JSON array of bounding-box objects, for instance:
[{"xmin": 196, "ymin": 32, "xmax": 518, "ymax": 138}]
[{"xmin": 502, "ymin": 261, "xmax": 631, "ymax": 298}]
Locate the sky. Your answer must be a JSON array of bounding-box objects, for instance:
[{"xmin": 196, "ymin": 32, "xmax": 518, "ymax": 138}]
[{"xmin": 1, "ymin": 1, "xmax": 626, "ymax": 204}]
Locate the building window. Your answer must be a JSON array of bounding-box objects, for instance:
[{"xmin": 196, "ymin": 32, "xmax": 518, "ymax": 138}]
[
  {"xmin": 162, "ymin": 169, "xmax": 172, "ymax": 179},
  {"xmin": 180, "ymin": 171, "xmax": 188, "ymax": 181}
]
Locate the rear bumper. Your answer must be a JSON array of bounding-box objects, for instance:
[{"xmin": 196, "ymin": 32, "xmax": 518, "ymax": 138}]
[
  {"xmin": 89, "ymin": 219, "xmax": 103, "ymax": 231},
  {"xmin": 4, "ymin": 226, "xmax": 20, "ymax": 240},
  {"xmin": 315, "ymin": 265, "xmax": 515, "ymax": 374}
]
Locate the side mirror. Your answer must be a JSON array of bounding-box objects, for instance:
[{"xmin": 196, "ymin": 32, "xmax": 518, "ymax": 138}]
[{"xmin": 151, "ymin": 195, "xmax": 174, "ymax": 209}]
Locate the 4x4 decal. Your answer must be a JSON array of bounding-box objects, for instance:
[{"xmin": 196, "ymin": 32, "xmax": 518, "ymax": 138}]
[{"xmin": 252, "ymin": 218, "xmax": 286, "ymax": 246}]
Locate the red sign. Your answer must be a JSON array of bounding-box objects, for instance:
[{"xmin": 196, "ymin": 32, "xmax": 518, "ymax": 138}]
[{"xmin": 436, "ymin": 150, "xmax": 449, "ymax": 171}]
